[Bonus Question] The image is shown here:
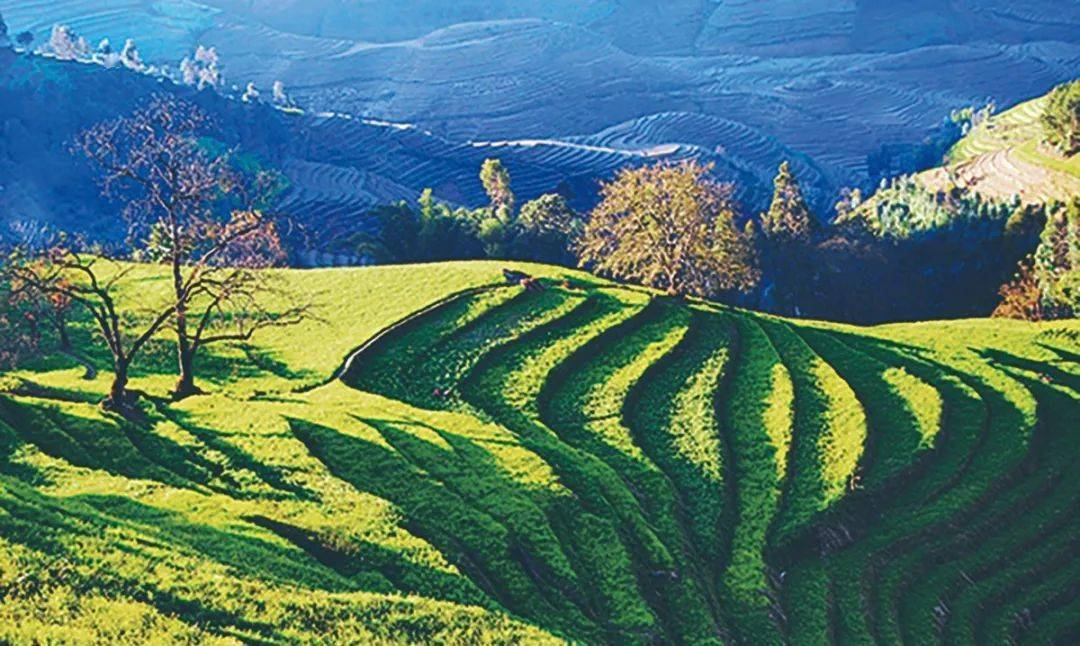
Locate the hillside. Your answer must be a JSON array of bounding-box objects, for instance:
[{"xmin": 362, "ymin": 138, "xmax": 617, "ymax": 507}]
[
  {"xmin": 0, "ymin": 51, "xmax": 720, "ymax": 255},
  {"xmin": 918, "ymin": 91, "xmax": 1080, "ymax": 204},
  {"xmin": 1, "ymin": 261, "xmax": 1077, "ymax": 643},
  {"xmin": 3, "ymin": 1, "xmax": 1079, "ymax": 216}
]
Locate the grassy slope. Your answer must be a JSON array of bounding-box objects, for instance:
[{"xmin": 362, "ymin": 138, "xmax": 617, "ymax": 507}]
[{"xmin": 1, "ymin": 261, "xmax": 1077, "ymax": 643}]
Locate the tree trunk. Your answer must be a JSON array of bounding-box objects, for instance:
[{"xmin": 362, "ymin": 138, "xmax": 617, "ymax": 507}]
[
  {"xmin": 174, "ymin": 342, "xmax": 201, "ymax": 399},
  {"xmin": 105, "ymin": 361, "xmax": 130, "ymax": 411},
  {"xmin": 171, "ymin": 257, "xmax": 200, "ymax": 399},
  {"xmin": 55, "ymin": 311, "xmax": 71, "ymax": 352}
]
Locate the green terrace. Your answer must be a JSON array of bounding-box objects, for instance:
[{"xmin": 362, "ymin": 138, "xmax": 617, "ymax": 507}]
[{"xmin": 0, "ymin": 260, "xmax": 1077, "ymax": 643}]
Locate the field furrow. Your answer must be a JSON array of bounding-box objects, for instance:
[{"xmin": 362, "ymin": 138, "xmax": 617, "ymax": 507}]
[
  {"xmin": 760, "ymin": 320, "xmax": 867, "ymax": 550},
  {"xmin": 541, "ymin": 298, "xmax": 725, "ymax": 642},
  {"xmin": 3, "ymin": 263, "xmax": 1076, "ymax": 644},
  {"xmin": 720, "ymin": 315, "xmax": 794, "ymax": 644},
  {"xmin": 624, "ymin": 308, "xmax": 737, "ymax": 576},
  {"xmin": 459, "ymin": 291, "xmax": 683, "ymax": 640}
]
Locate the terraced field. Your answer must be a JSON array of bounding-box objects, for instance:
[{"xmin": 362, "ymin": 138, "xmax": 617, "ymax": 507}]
[
  {"xmin": 1, "ymin": 261, "xmax": 1078, "ymax": 642},
  {"xmin": 4, "ymin": 0, "xmax": 1078, "ymax": 222},
  {"xmin": 918, "ymin": 93, "xmax": 1080, "ymax": 204}
]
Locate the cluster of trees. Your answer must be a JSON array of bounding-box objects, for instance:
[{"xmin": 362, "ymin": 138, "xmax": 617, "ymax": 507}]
[
  {"xmin": 582, "ymin": 158, "xmax": 1078, "ymax": 323},
  {"xmin": 354, "ymin": 154, "xmax": 1069, "ymax": 324},
  {"xmin": 1, "ymin": 97, "xmax": 309, "ymax": 412},
  {"xmin": 463, "ymin": 157, "xmax": 1069, "ymax": 323},
  {"xmin": 995, "ymin": 200, "xmax": 1079, "ymax": 320},
  {"xmin": 42, "ymin": 24, "xmax": 144, "ymax": 71},
  {"xmin": 178, "ymin": 45, "xmax": 222, "ymax": 91},
  {"xmin": 352, "ymin": 159, "xmax": 581, "ymax": 266},
  {"xmin": 742, "ymin": 168, "xmax": 1067, "ymax": 322},
  {"xmin": 1042, "ymin": 79, "xmax": 1079, "ymax": 156}
]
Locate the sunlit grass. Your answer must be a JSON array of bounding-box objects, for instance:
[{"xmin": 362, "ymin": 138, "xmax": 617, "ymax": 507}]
[{"xmin": 1, "ymin": 260, "xmax": 1077, "ymax": 643}]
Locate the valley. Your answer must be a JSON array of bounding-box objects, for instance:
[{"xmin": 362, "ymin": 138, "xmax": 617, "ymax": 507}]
[{"xmin": 2, "ymin": 0, "xmax": 1077, "ymax": 221}]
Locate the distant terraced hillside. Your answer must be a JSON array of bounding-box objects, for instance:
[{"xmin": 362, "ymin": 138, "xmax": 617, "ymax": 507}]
[
  {"xmin": 1, "ymin": 261, "xmax": 1077, "ymax": 643},
  {"xmin": 3, "ymin": 0, "xmax": 1078, "ymax": 213},
  {"xmin": 0, "ymin": 52, "xmax": 716, "ymax": 254},
  {"xmin": 917, "ymin": 91, "xmax": 1080, "ymax": 204}
]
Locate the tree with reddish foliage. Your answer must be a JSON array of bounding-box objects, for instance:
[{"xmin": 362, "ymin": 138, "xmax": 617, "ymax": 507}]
[
  {"xmin": 74, "ymin": 96, "xmax": 309, "ymax": 399},
  {"xmin": 993, "ymin": 260, "xmax": 1045, "ymax": 321},
  {"xmin": 0, "ymin": 271, "xmax": 41, "ymax": 370},
  {"xmin": 1, "ymin": 243, "xmax": 79, "ymax": 370},
  {"xmin": 6, "ymin": 245, "xmax": 176, "ymax": 411}
]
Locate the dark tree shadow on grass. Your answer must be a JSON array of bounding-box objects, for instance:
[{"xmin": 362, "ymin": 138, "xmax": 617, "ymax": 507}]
[
  {"xmin": 0, "ymin": 393, "xmax": 313, "ymax": 505},
  {"xmin": 161, "ymin": 407, "xmax": 315, "ymax": 502},
  {"xmin": 17, "ymin": 303, "xmax": 318, "ymax": 392},
  {"xmin": 0, "ymin": 480, "xmax": 280, "ymax": 641},
  {"xmin": 241, "ymin": 345, "xmax": 321, "ymax": 385},
  {"xmin": 0, "ymin": 396, "xmax": 214, "ymax": 489},
  {"xmin": 287, "ymin": 415, "xmax": 596, "ymax": 639},
  {"xmin": 73, "ymin": 494, "xmax": 362, "ymax": 593},
  {"xmin": 243, "ymin": 514, "xmax": 490, "ymax": 602},
  {"xmin": 288, "ymin": 416, "xmax": 512, "ymax": 606},
  {"xmin": 978, "ymin": 347, "xmax": 1080, "ymax": 393}
]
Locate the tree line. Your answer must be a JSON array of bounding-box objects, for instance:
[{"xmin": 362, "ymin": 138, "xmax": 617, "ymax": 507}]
[
  {"xmin": 353, "ymin": 76, "xmax": 1077, "ymax": 323},
  {"xmin": 360, "ymin": 153, "xmax": 1075, "ymax": 324}
]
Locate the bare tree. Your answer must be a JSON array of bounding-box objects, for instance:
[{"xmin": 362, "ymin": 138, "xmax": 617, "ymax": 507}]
[
  {"xmin": 179, "ymin": 45, "xmax": 221, "ymax": 90},
  {"xmin": 119, "ymin": 38, "xmax": 143, "ymax": 71},
  {"xmin": 46, "ymin": 24, "xmax": 90, "ymax": 60},
  {"xmin": 74, "ymin": 96, "xmax": 307, "ymax": 399},
  {"xmin": 577, "ymin": 160, "xmax": 758, "ymax": 298},
  {"xmin": 6, "ymin": 246, "xmax": 175, "ymax": 411},
  {"xmin": 168, "ymin": 212, "xmax": 312, "ymax": 385}
]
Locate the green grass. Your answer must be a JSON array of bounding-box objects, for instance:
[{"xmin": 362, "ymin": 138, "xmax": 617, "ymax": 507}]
[
  {"xmin": 1, "ymin": 260, "xmax": 1077, "ymax": 643},
  {"xmin": 624, "ymin": 309, "xmax": 735, "ymax": 570},
  {"xmin": 760, "ymin": 319, "xmax": 866, "ymax": 548},
  {"xmin": 949, "ymin": 97, "xmax": 1048, "ymax": 164},
  {"xmin": 719, "ymin": 315, "xmax": 793, "ymax": 644}
]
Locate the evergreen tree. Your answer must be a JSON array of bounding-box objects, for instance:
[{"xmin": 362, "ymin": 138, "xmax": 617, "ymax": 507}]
[
  {"xmin": 479, "ymin": 158, "xmax": 515, "ymax": 220},
  {"xmin": 418, "ymin": 188, "xmax": 437, "ymax": 224},
  {"xmin": 760, "ymin": 161, "xmax": 815, "ymax": 242},
  {"xmin": 755, "ymin": 161, "xmax": 818, "ymax": 314},
  {"xmin": 16, "ymin": 31, "xmax": 34, "ymax": 51},
  {"xmin": 1041, "ymin": 79, "xmax": 1080, "ymax": 155}
]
